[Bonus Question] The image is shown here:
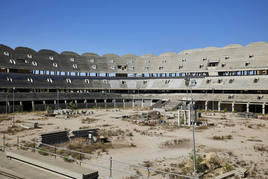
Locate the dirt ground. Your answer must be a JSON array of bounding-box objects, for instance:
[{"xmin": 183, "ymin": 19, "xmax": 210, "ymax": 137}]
[{"xmin": 0, "ymin": 109, "xmax": 267, "ymax": 179}]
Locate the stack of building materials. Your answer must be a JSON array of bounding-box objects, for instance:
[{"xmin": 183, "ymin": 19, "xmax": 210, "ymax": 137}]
[
  {"xmin": 20, "ymin": 122, "xmax": 38, "ymax": 129},
  {"xmin": 39, "ymin": 130, "xmax": 69, "ymax": 145}
]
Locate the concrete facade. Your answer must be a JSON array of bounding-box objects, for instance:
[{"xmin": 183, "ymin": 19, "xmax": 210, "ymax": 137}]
[{"xmin": 0, "ymin": 42, "xmax": 268, "ymax": 113}]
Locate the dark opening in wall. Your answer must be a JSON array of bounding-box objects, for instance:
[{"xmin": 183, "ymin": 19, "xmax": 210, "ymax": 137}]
[
  {"xmin": 208, "ymin": 62, "xmax": 219, "ymax": 67},
  {"xmin": 116, "ymin": 73, "xmax": 128, "ymax": 78},
  {"xmin": 22, "ymin": 101, "xmax": 32, "ymax": 111},
  {"xmin": 9, "ymin": 68, "xmax": 32, "ymax": 74}
]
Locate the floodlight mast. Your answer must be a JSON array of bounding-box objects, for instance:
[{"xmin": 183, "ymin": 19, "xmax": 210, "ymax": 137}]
[
  {"xmin": 185, "ymin": 77, "xmax": 197, "ymax": 175},
  {"xmin": 12, "ymin": 87, "xmax": 15, "ymax": 127}
]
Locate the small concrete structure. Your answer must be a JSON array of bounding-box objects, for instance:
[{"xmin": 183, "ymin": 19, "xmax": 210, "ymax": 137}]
[
  {"xmin": 71, "ymin": 128, "xmax": 99, "ymax": 139},
  {"xmin": 20, "ymin": 122, "xmax": 38, "ymax": 129},
  {"xmin": 39, "ymin": 130, "xmax": 69, "ymax": 145},
  {"xmin": 5, "ymin": 150, "xmax": 98, "ymax": 179}
]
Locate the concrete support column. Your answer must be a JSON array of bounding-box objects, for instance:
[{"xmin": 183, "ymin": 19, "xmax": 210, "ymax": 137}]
[
  {"xmin": 31, "ymin": 101, "xmax": 35, "ymax": 111},
  {"xmin": 74, "ymin": 100, "xmax": 77, "ymax": 108},
  {"xmin": 183, "ymin": 111, "xmax": 186, "ymax": 125},
  {"xmin": 19, "ymin": 101, "xmax": 23, "ymax": 111},
  {"xmin": 177, "ymin": 111, "xmax": 180, "ymax": 127},
  {"xmin": 247, "ymin": 103, "xmax": 250, "ymax": 113},
  {"xmin": 150, "ymin": 100, "xmax": 153, "ymax": 107},
  {"xmin": 43, "ymin": 101, "xmax": 46, "ymax": 110},
  {"xmin": 141, "ymin": 99, "xmax": 144, "ymax": 108},
  {"xmin": 94, "ymin": 99, "xmax": 97, "ymax": 108},
  {"xmin": 262, "ymin": 103, "xmax": 266, "ymax": 115},
  {"xmin": 54, "ymin": 100, "xmax": 57, "ymax": 109},
  {"xmin": 7, "ymin": 102, "xmax": 10, "ymax": 113},
  {"xmin": 123, "ymin": 99, "xmax": 125, "ymax": 109},
  {"xmin": 64, "ymin": 100, "xmax": 67, "ymax": 108},
  {"xmin": 84, "ymin": 99, "xmax": 87, "ymax": 108},
  {"xmin": 113, "ymin": 99, "xmax": 116, "ymax": 108},
  {"xmin": 205, "ymin": 101, "xmax": 208, "ymax": 111},
  {"xmin": 218, "ymin": 101, "xmax": 221, "ymax": 112},
  {"xmin": 132, "ymin": 99, "xmax": 134, "ymax": 108},
  {"xmin": 232, "ymin": 102, "xmax": 235, "ymax": 112},
  {"xmin": 104, "ymin": 99, "xmax": 107, "ymax": 108}
]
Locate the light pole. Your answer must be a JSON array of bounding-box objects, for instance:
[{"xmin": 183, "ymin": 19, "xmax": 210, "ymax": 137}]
[
  {"xmin": 185, "ymin": 77, "xmax": 197, "ymax": 174},
  {"xmin": 12, "ymin": 87, "xmax": 15, "ymax": 127},
  {"xmin": 212, "ymin": 88, "xmax": 215, "ymax": 114},
  {"xmin": 57, "ymin": 89, "xmax": 59, "ymax": 109}
]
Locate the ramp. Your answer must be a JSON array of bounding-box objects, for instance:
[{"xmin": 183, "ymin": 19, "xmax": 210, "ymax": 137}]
[{"xmin": 5, "ymin": 150, "xmax": 98, "ymax": 179}]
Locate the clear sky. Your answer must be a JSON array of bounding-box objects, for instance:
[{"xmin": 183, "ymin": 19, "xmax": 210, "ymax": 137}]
[{"xmin": 0, "ymin": 0, "xmax": 267, "ymax": 56}]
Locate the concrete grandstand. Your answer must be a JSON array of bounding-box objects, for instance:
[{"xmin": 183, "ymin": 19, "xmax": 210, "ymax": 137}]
[{"xmin": 0, "ymin": 42, "xmax": 268, "ymax": 113}]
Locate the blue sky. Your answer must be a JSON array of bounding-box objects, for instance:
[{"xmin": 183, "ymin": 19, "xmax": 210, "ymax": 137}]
[{"xmin": 0, "ymin": 0, "xmax": 267, "ymax": 56}]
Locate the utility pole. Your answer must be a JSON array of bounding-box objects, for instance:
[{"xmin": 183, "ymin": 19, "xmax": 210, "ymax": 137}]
[
  {"xmin": 185, "ymin": 78, "xmax": 197, "ymax": 174},
  {"xmin": 12, "ymin": 87, "xmax": 15, "ymax": 127}
]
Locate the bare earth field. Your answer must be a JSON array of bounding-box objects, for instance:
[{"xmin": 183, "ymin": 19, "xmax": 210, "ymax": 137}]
[{"xmin": 0, "ymin": 109, "xmax": 267, "ymax": 179}]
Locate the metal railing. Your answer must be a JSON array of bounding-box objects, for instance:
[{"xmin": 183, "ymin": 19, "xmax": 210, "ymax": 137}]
[{"xmin": 1, "ymin": 135, "xmax": 198, "ymax": 179}]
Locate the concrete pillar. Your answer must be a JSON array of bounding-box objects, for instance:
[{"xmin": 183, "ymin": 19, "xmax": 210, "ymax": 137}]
[
  {"xmin": 262, "ymin": 103, "xmax": 266, "ymax": 115},
  {"xmin": 247, "ymin": 103, "xmax": 250, "ymax": 113},
  {"xmin": 141, "ymin": 99, "xmax": 144, "ymax": 108},
  {"xmin": 205, "ymin": 101, "xmax": 208, "ymax": 111},
  {"xmin": 183, "ymin": 111, "xmax": 186, "ymax": 125},
  {"xmin": 54, "ymin": 100, "xmax": 57, "ymax": 105},
  {"xmin": 43, "ymin": 101, "xmax": 46, "ymax": 110},
  {"xmin": 218, "ymin": 101, "xmax": 221, "ymax": 112},
  {"xmin": 123, "ymin": 99, "xmax": 125, "ymax": 109},
  {"xmin": 19, "ymin": 101, "xmax": 23, "ymax": 111},
  {"xmin": 74, "ymin": 100, "xmax": 77, "ymax": 108},
  {"xmin": 150, "ymin": 100, "xmax": 153, "ymax": 107},
  {"xmin": 132, "ymin": 99, "xmax": 134, "ymax": 108},
  {"xmin": 113, "ymin": 99, "xmax": 116, "ymax": 108},
  {"xmin": 31, "ymin": 101, "xmax": 35, "ymax": 111},
  {"xmin": 64, "ymin": 100, "xmax": 67, "ymax": 108},
  {"xmin": 177, "ymin": 110, "xmax": 180, "ymax": 127},
  {"xmin": 104, "ymin": 99, "xmax": 107, "ymax": 108},
  {"xmin": 232, "ymin": 102, "xmax": 235, "ymax": 112},
  {"xmin": 84, "ymin": 99, "xmax": 87, "ymax": 108},
  {"xmin": 7, "ymin": 102, "xmax": 10, "ymax": 113},
  {"xmin": 94, "ymin": 99, "xmax": 97, "ymax": 108}
]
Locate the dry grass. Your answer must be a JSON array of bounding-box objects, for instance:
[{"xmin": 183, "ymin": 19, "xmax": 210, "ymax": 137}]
[
  {"xmin": 99, "ymin": 129, "xmax": 125, "ymax": 137},
  {"xmin": 160, "ymin": 138, "xmax": 190, "ymax": 148},
  {"xmin": 81, "ymin": 117, "xmax": 97, "ymax": 124},
  {"xmin": 0, "ymin": 126, "xmax": 27, "ymax": 135},
  {"xmin": 254, "ymin": 144, "xmax": 268, "ymax": 152}
]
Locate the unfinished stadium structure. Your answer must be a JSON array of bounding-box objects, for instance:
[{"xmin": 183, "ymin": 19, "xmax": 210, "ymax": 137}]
[{"xmin": 1, "ymin": 42, "xmax": 268, "ymax": 114}]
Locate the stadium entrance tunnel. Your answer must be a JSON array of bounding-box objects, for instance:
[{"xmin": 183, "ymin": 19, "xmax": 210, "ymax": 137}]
[{"xmin": 22, "ymin": 101, "xmax": 33, "ymax": 111}]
